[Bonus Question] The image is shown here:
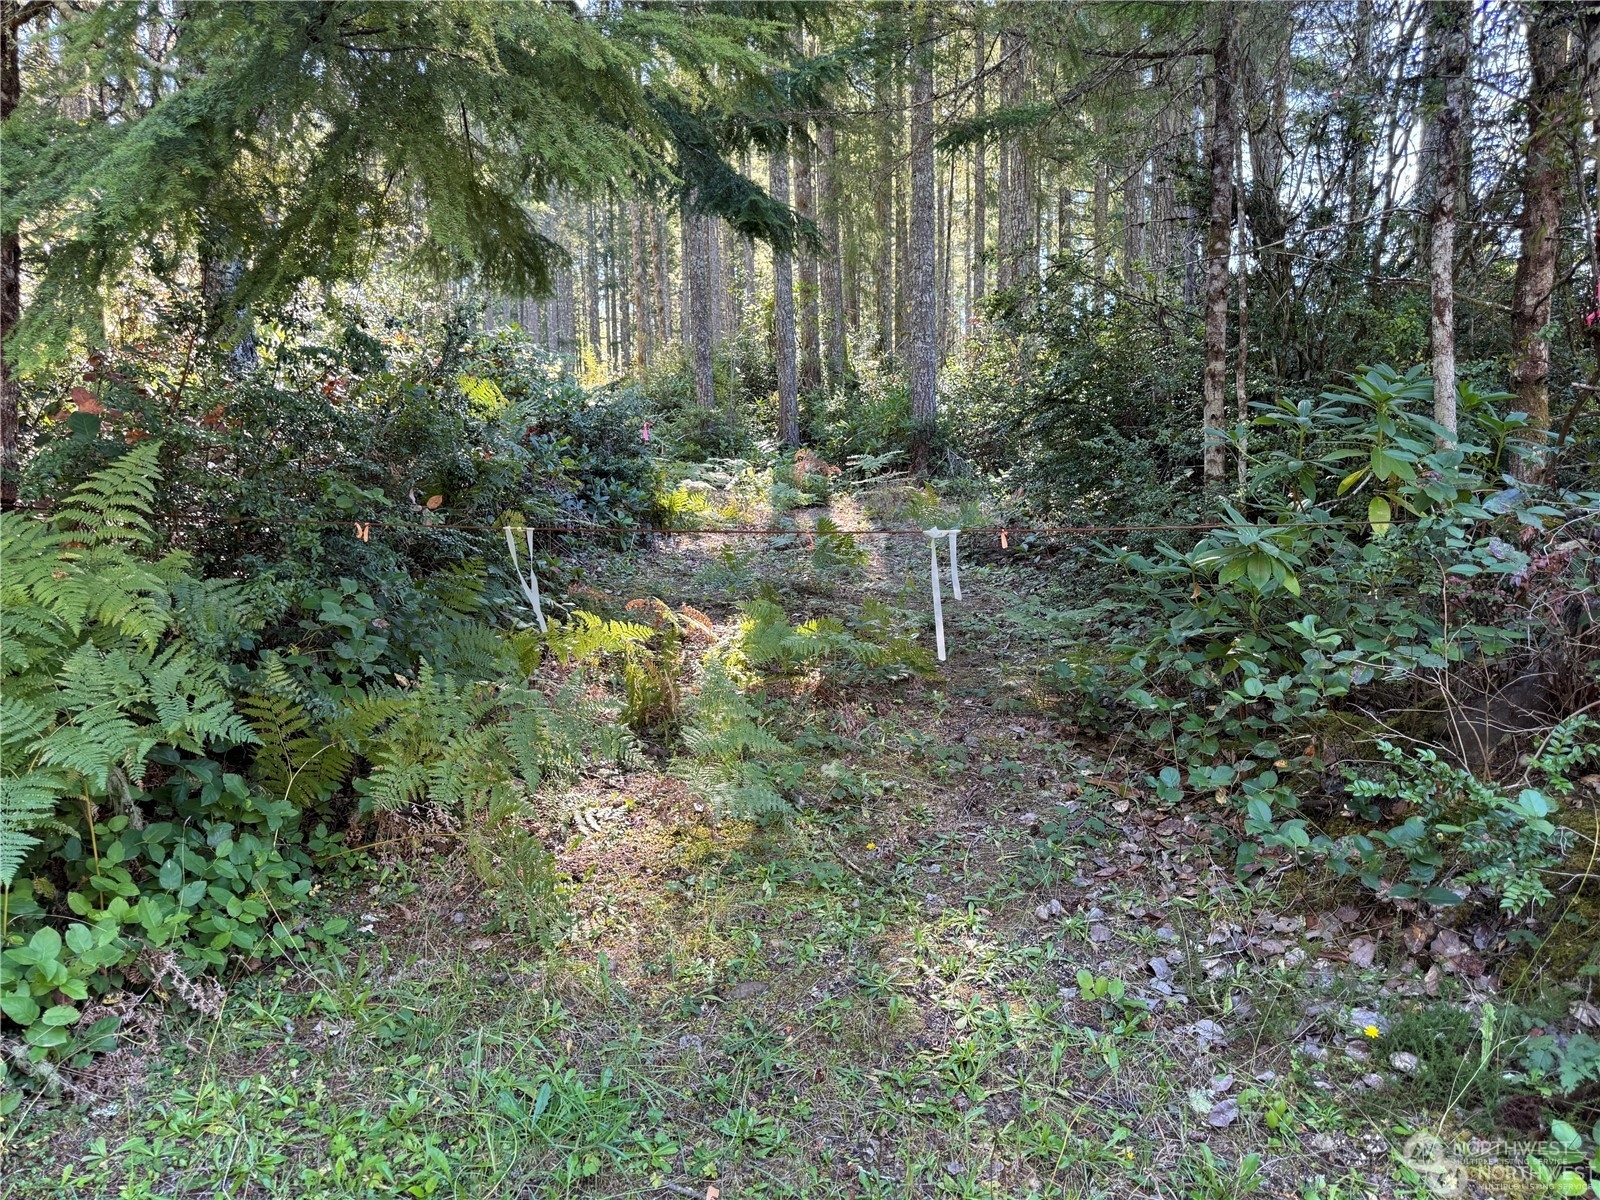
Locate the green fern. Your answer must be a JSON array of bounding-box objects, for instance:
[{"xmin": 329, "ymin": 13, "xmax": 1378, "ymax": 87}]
[
  {"xmin": 241, "ymin": 662, "xmax": 355, "ymax": 806},
  {"xmin": 0, "ymin": 442, "xmax": 256, "ymax": 890},
  {"xmin": 677, "ymin": 659, "xmax": 792, "ymax": 822}
]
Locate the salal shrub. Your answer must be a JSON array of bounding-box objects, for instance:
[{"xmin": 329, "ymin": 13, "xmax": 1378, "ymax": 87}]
[{"xmin": 1060, "ymin": 365, "xmax": 1599, "ymax": 911}]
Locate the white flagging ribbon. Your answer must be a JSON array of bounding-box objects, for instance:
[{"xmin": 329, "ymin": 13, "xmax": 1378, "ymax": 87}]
[
  {"xmin": 503, "ymin": 526, "xmax": 548, "ymax": 632},
  {"xmin": 925, "ymin": 527, "xmax": 962, "ymax": 662}
]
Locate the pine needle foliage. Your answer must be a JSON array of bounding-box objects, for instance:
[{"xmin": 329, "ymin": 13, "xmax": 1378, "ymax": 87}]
[{"xmin": 6, "ymin": 1, "xmax": 810, "ymax": 370}]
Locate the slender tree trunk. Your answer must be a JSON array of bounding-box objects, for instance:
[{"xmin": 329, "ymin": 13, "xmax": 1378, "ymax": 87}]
[
  {"xmin": 894, "ymin": 68, "xmax": 910, "ymax": 360},
  {"xmin": 1202, "ymin": 5, "xmax": 1238, "ymax": 484},
  {"xmin": 584, "ymin": 204, "xmax": 601, "ymax": 365},
  {"xmin": 1093, "ymin": 111, "xmax": 1109, "ymax": 310},
  {"xmin": 679, "ymin": 211, "xmax": 691, "ymax": 354},
  {"xmin": 874, "ymin": 52, "xmax": 895, "ymax": 357},
  {"xmin": 1511, "ymin": 2, "xmax": 1574, "ymax": 477},
  {"xmin": 817, "ymin": 122, "xmax": 849, "ymax": 387},
  {"xmin": 740, "ymin": 149, "xmax": 757, "ymax": 315},
  {"xmin": 686, "ymin": 208, "xmax": 715, "ymax": 406},
  {"xmin": 631, "ymin": 203, "xmax": 650, "ymax": 368},
  {"xmin": 771, "ymin": 149, "xmax": 800, "ymax": 446},
  {"xmin": 1426, "ymin": 0, "xmax": 1470, "ymax": 439},
  {"xmin": 795, "ymin": 127, "xmax": 822, "ymax": 392},
  {"xmin": 939, "ymin": 147, "xmax": 956, "ymax": 359},
  {"xmin": 1235, "ymin": 136, "xmax": 1249, "ymax": 485},
  {"xmin": 604, "ymin": 200, "xmax": 617, "ymax": 369},
  {"xmin": 971, "ymin": 29, "xmax": 988, "ymax": 312},
  {"xmin": 2, "ymin": 4, "xmax": 22, "ymax": 509},
  {"xmin": 908, "ymin": 20, "xmax": 938, "ymax": 474},
  {"xmin": 652, "ymin": 209, "xmax": 671, "ymax": 348},
  {"xmin": 998, "ymin": 25, "xmax": 1031, "ymax": 291}
]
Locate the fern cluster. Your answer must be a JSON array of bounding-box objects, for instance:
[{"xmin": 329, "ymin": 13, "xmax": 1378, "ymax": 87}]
[
  {"xmin": 1, "ymin": 442, "xmax": 256, "ymax": 890},
  {"xmin": 677, "ymin": 659, "xmax": 792, "ymax": 822},
  {"xmin": 738, "ymin": 596, "xmax": 933, "ymax": 685}
]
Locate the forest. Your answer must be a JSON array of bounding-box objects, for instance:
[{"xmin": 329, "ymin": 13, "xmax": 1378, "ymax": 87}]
[{"xmin": 2, "ymin": 0, "xmax": 1600, "ymax": 1196}]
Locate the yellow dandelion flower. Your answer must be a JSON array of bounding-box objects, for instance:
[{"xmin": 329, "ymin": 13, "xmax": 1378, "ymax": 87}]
[
  {"xmin": 1363, "ymin": 1024, "xmax": 1381, "ymax": 1039},
  {"xmin": 865, "ymin": 842, "xmax": 877, "ymax": 851}
]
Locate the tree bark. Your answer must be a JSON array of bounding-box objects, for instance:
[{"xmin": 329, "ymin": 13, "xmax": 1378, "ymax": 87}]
[
  {"xmin": 1092, "ymin": 110, "xmax": 1109, "ymax": 310},
  {"xmin": 970, "ymin": 28, "xmax": 987, "ymax": 313},
  {"xmin": 998, "ymin": 25, "xmax": 1030, "ymax": 290},
  {"xmin": 584, "ymin": 204, "xmax": 601, "ymax": 365},
  {"xmin": 1202, "ymin": 4, "xmax": 1238, "ymax": 484},
  {"xmin": 771, "ymin": 148, "xmax": 799, "ymax": 446},
  {"xmin": 1425, "ymin": 0, "xmax": 1470, "ymax": 439},
  {"xmin": 908, "ymin": 18, "xmax": 938, "ymax": 474},
  {"xmin": 894, "ymin": 66, "xmax": 910, "ymax": 360},
  {"xmin": 631, "ymin": 202, "xmax": 650, "ymax": 368},
  {"xmin": 652, "ymin": 209, "xmax": 671, "ymax": 348},
  {"xmin": 873, "ymin": 48, "xmax": 895, "ymax": 357},
  {"xmin": 817, "ymin": 122, "xmax": 849, "ymax": 387},
  {"xmin": 5, "ymin": 1, "xmax": 29, "ymax": 506},
  {"xmin": 686, "ymin": 208, "xmax": 715, "ymax": 406},
  {"xmin": 1511, "ymin": 2, "xmax": 1575, "ymax": 477},
  {"xmin": 795, "ymin": 127, "xmax": 822, "ymax": 392}
]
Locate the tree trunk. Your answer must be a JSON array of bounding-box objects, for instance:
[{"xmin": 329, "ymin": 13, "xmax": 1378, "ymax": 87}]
[
  {"xmin": 1511, "ymin": 2, "xmax": 1574, "ymax": 477},
  {"xmin": 1235, "ymin": 135, "xmax": 1249, "ymax": 485},
  {"xmin": 1092, "ymin": 110, "xmax": 1109, "ymax": 310},
  {"xmin": 0, "ymin": 0, "xmax": 22, "ymax": 508},
  {"xmin": 817, "ymin": 122, "xmax": 849, "ymax": 387},
  {"xmin": 970, "ymin": 28, "xmax": 987, "ymax": 312},
  {"xmin": 771, "ymin": 149, "xmax": 800, "ymax": 446},
  {"xmin": 874, "ymin": 51, "xmax": 895, "ymax": 358},
  {"xmin": 998, "ymin": 26, "xmax": 1030, "ymax": 290},
  {"xmin": 795, "ymin": 127, "xmax": 822, "ymax": 392},
  {"xmin": 1202, "ymin": 4, "xmax": 1238, "ymax": 484},
  {"xmin": 686, "ymin": 208, "xmax": 715, "ymax": 406},
  {"xmin": 908, "ymin": 21, "xmax": 938, "ymax": 474},
  {"xmin": 652, "ymin": 209, "xmax": 671, "ymax": 348},
  {"xmin": 893, "ymin": 68, "xmax": 909, "ymax": 361},
  {"xmin": 584, "ymin": 204, "xmax": 602, "ymax": 365},
  {"xmin": 631, "ymin": 203, "xmax": 650, "ymax": 368},
  {"xmin": 1425, "ymin": 0, "xmax": 1470, "ymax": 439}
]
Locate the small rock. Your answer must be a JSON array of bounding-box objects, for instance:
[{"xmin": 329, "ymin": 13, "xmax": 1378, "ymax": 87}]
[
  {"xmin": 1206, "ymin": 1097, "xmax": 1239, "ymax": 1127},
  {"xmin": 1390, "ymin": 1052, "xmax": 1420, "ymax": 1073},
  {"xmin": 1349, "ymin": 1007, "xmax": 1389, "ymax": 1036},
  {"xmin": 1147, "ymin": 957, "xmax": 1172, "ymax": 981},
  {"xmin": 1191, "ymin": 1018, "xmax": 1227, "ymax": 1049},
  {"xmin": 944, "ymin": 1161, "xmax": 963, "ymax": 1177},
  {"xmin": 1209, "ymin": 1073, "xmax": 1234, "ymax": 1094},
  {"xmin": 1281, "ymin": 946, "xmax": 1307, "ymax": 969},
  {"xmin": 1309, "ymin": 1132, "xmax": 1339, "ymax": 1153},
  {"xmin": 1360, "ymin": 1072, "xmax": 1385, "ymax": 1090},
  {"xmin": 1089, "ymin": 924, "xmax": 1114, "ymax": 944},
  {"xmin": 728, "ymin": 981, "xmax": 769, "ymax": 1000},
  {"xmin": 1348, "ymin": 936, "xmax": 1377, "ymax": 968},
  {"xmin": 1034, "ymin": 898, "xmax": 1065, "ymax": 921},
  {"xmin": 677, "ymin": 1034, "xmax": 703, "ymax": 1051}
]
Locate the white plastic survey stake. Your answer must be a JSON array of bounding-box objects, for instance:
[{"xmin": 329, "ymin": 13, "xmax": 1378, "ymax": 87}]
[
  {"xmin": 503, "ymin": 526, "xmax": 548, "ymax": 633},
  {"xmin": 925, "ymin": 527, "xmax": 962, "ymax": 661}
]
